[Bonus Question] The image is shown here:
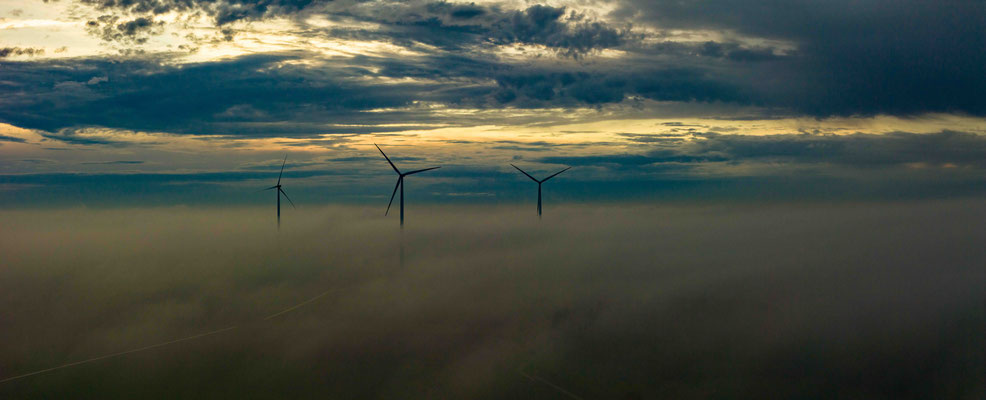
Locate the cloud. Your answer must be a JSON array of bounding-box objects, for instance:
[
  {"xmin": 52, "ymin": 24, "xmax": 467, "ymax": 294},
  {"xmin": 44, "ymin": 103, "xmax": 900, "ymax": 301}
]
[
  {"xmin": 698, "ymin": 41, "xmax": 780, "ymax": 62},
  {"xmin": 79, "ymin": 0, "xmax": 325, "ymax": 26},
  {"xmin": 76, "ymin": 0, "xmax": 632, "ymax": 57},
  {"xmin": 40, "ymin": 130, "xmax": 123, "ymax": 146},
  {"xmin": 515, "ymin": 130, "xmax": 986, "ymax": 201},
  {"xmin": 4, "ymin": 131, "xmax": 986, "ymax": 206},
  {"xmin": 490, "ymin": 67, "xmax": 745, "ymax": 107},
  {"xmin": 0, "ymin": 134, "xmax": 27, "ymax": 143},
  {"xmin": 613, "ymin": 0, "xmax": 986, "ymax": 116},
  {"xmin": 538, "ymin": 153, "xmax": 725, "ymax": 169},
  {"xmin": 693, "ymin": 130, "xmax": 986, "ymax": 168},
  {"xmin": 0, "ymin": 53, "xmax": 442, "ymax": 136},
  {"xmin": 9, "ymin": 0, "xmax": 986, "ymax": 136},
  {"xmin": 5, "ymin": 52, "xmax": 737, "ymax": 136},
  {"xmin": 536, "ymin": 130, "xmax": 986, "ymax": 170},
  {"xmin": 86, "ymin": 15, "xmax": 165, "ymax": 43},
  {"xmin": 487, "ymin": 5, "xmax": 630, "ymax": 58},
  {"xmin": 0, "ymin": 202, "xmax": 983, "ymax": 397},
  {"xmin": 80, "ymin": 160, "xmax": 144, "ymax": 165},
  {"xmin": 0, "ymin": 47, "xmax": 45, "ymax": 58}
]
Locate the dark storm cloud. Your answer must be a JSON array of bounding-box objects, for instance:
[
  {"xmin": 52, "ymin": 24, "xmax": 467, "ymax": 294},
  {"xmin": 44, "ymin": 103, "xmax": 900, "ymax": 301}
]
[
  {"xmin": 326, "ymin": 0, "xmax": 986, "ymax": 115},
  {"xmin": 23, "ymin": 0, "xmax": 983, "ymax": 117},
  {"xmin": 487, "ymin": 4, "xmax": 628, "ymax": 57},
  {"xmin": 490, "ymin": 67, "xmax": 745, "ymax": 107},
  {"xmin": 697, "ymin": 41, "xmax": 780, "ymax": 62},
  {"xmin": 79, "ymin": 0, "xmax": 326, "ymax": 26},
  {"xmin": 0, "ymin": 53, "xmax": 474, "ymax": 136},
  {"xmin": 1, "ymin": 51, "xmax": 752, "ymax": 135},
  {"xmin": 20, "ymin": 2, "xmax": 975, "ymax": 122},
  {"xmin": 294, "ymin": 2, "xmax": 635, "ymax": 58},
  {"xmin": 0, "ymin": 47, "xmax": 45, "ymax": 58},
  {"xmin": 85, "ymin": 15, "xmax": 164, "ymax": 44},
  {"xmin": 614, "ymin": 0, "xmax": 986, "ymax": 116},
  {"xmin": 3, "ymin": 0, "xmax": 983, "ymax": 146},
  {"xmin": 77, "ymin": 0, "xmax": 632, "ymax": 56}
]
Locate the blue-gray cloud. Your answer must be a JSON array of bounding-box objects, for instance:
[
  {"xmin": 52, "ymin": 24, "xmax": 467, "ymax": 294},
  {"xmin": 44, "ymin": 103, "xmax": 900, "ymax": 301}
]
[
  {"xmin": 614, "ymin": 0, "xmax": 986, "ymax": 116},
  {"xmin": 81, "ymin": 0, "xmax": 327, "ymax": 26},
  {"xmin": 0, "ymin": 134, "xmax": 27, "ymax": 143},
  {"xmin": 3, "ymin": 130, "xmax": 986, "ymax": 206},
  {"xmin": 80, "ymin": 160, "xmax": 145, "ymax": 165},
  {"xmin": 0, "ymin": 52, "xmax": 750, "ymax": 136},
  {"xmin": 3, "ymin": 0, "xmax": 983, "ymax": 143},
  {"xmin": 0, "ymin": 53, "xmax": 452, "ymax": 136},
  {"xmin": 539, "ymin": 131, "xmax": 986, "ymax": 169}
]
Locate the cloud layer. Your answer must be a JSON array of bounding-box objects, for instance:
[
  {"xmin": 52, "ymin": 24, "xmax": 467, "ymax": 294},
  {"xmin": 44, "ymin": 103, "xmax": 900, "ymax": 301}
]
[
  {"xmin": 2, "ymin": 0, "xmax": 985, "ymax": 207},
  {"xmin": 1, "ymin": 203, "xmax": 984, "ymax": 397},
  {"xmin": 2, "ymin": 0, "xmax": 984, "ymax": 137}
]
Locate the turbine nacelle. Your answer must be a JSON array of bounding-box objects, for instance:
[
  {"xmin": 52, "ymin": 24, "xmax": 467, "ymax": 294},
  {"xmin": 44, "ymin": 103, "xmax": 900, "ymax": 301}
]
[
  {"xmin": 511, "ymin": 164, "xmax": 570, "ymax": 218},
  {"xmin": 262, "ymin": 155, "xmax": 295, "ymax": 229},
  {"xmin": 375, "ymin": 144, "xmax": 440, "ymax": 225}
]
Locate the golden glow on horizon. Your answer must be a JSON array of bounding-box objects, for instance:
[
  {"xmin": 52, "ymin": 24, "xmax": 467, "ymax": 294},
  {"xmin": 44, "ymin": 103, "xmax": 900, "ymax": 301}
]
[{"xmin": 3, "ymin": 110, "xmax": 984, "ymax": 186}]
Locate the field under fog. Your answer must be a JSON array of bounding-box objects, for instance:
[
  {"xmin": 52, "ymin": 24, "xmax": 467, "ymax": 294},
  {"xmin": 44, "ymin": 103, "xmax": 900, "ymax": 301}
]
[{"xmin": 1, "ymin": 201, "xmax": 984, "ymax": 399}]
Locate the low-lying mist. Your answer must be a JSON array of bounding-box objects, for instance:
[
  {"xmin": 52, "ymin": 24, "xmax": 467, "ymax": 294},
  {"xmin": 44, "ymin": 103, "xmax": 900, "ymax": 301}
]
[{"xmin": 1, "ymin": 200, "xmax": 984, "ymax": 399}]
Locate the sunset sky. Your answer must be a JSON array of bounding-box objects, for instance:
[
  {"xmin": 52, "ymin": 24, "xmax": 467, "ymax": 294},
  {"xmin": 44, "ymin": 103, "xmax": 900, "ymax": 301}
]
[{"xmin": 2, "ymin": 0, "xmax": 985, "ymax": 206}]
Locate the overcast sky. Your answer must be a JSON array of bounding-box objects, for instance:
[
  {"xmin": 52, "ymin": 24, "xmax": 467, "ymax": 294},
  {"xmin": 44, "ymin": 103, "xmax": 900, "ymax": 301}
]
[{"xmin": 2, "ymin": 0, "xmax": 985, "ymax": 205}]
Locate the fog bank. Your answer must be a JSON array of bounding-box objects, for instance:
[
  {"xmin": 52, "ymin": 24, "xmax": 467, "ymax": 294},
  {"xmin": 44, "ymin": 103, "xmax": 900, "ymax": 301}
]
[{"xmin": 1, "ymin": 201, "xmax": 984, "ymax": 398}]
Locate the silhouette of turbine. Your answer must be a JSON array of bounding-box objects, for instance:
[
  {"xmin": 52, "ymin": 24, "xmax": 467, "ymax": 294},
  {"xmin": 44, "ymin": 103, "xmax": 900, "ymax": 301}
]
[
  {"xmin": 511, "ymin": 164, "xmax": 570, "ymax": 218},
  {"xmin": 375, "ymin": 144, "xmax": 440, "ymax": 227},
  {"xmin": 262, "ymin": 155, "xmax": 295, "ymax": 230}
]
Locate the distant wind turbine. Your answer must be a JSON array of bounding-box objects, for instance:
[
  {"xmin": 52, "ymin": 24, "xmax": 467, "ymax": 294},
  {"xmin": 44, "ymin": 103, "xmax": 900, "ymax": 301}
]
[
  {"xmin": 375, "ymin": 144, "xmax": 440, "ymax": 227},
  {"xmin": 263, "ymin": 155, "xmax": 295, "ymax": 229},
  {"xmin": 511, "ymin": 164, "xmax": 571, "ymax": 218}
]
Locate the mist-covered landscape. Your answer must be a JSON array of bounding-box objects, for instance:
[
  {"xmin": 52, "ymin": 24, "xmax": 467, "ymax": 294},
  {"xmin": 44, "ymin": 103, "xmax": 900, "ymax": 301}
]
[{"xmin": 2, "ymin": 201, "xmax": 983, "ymax": 398}]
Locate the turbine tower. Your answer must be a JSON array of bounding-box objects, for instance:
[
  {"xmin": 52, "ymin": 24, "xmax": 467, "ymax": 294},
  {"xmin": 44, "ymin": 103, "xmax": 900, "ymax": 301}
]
[
  {"xmin": 263, "ymin": 155, "xmax": 295, "ymax": 230},
  {"xmin": 511, "ymin": 164, "xmax": 570, "ymax": 218},
  {"xmin": 375, "ymin": 144, "xmax": 440, "ymax": 227}
]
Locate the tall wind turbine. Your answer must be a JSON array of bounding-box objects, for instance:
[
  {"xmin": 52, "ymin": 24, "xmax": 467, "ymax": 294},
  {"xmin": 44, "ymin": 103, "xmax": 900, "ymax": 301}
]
[
  {"xmin": 263, "ymin": 155, "xmax": 295, "ymax": 229},
  {"xmin": 375, "ymin": 144, "xmax": 440, "ymax": 226},
  {"xmin": 511, "ymin": 164, "xmax": 571, "ymax": 218}
]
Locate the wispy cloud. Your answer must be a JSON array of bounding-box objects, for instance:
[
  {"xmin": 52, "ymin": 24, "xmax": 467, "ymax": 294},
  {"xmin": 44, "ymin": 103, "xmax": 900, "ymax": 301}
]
[{"xmin": 80, "ymin": 160, "xmax": 144, "ymax": 165}]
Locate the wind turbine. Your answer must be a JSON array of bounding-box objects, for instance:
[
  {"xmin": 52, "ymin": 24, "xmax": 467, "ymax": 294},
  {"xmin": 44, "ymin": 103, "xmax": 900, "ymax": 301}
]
[
  {"xmin": 511, "ymin": 164, "xmax": 571, "ymax": 218},
  {"xmin": 375, "ymin": 144, "xmax": 440, "ymax": 227},
  {"xmin": 263, "ymin": 155, "xmax": 295, "ymax": 229}
]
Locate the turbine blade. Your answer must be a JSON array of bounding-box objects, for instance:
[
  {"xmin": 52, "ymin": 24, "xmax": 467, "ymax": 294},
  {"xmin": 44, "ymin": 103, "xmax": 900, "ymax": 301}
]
[
  {"xmin": 279, "ymin": 188, "xmax": 296, "ymax": 209},
  {"xmin": 374, "ymin": 143, "xmax": 401, "ymax": 174},
  {"xmin": 403, "ymin": 166, "xmax": 440, "ymax": 176},
  {"xmin": 511, "ymin": 164, "xmax": 539, "ymax": 183},
  {"xmin": 261, "ymin": 186, "xmax": 278, "ymax": 191},
  {"xmin": 386, "ymin": 177, "xmax": 401, "ymax": 216},
  {"xmin": 540, "ymin": 166, "xmax": 571, "ymax": 182},
  {"xmin": 277, "ymin": 155, "xmax": 287, "ymax": 185}
]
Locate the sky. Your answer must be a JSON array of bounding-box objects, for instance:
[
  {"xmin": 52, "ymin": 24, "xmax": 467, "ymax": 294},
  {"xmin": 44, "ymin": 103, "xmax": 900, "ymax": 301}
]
[{"xmin": 2, "ymin": 0, "xmax": 986, "ymax": 206}]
